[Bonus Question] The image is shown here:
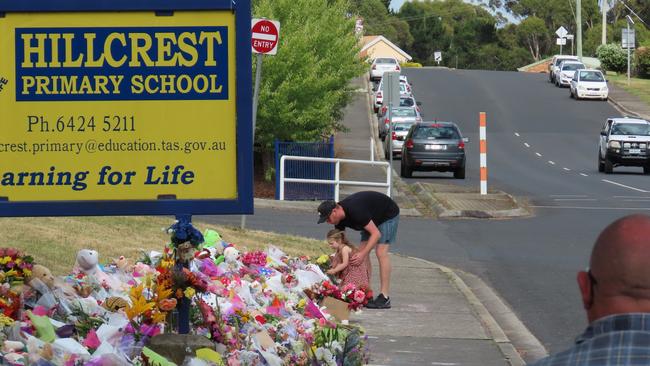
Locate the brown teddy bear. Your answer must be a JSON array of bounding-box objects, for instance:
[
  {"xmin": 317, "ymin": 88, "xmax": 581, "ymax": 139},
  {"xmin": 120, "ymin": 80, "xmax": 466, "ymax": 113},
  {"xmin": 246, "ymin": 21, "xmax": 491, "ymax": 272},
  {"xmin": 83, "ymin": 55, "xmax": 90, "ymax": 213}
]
[{"xmin": 27, "ymin": 264, "xmax": 55, "ymax": 290}]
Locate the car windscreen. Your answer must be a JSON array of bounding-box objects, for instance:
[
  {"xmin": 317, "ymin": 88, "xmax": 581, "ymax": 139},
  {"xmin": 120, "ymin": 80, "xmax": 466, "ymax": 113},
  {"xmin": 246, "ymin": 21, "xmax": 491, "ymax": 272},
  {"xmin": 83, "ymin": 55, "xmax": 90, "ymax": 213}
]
[
  {"xmin": 562, "ymin": 63, "xmax": 584, "ymax": 71},
  {"xmin": 394, "ymin": 123, "xmax": 414, "ymax": 132},
  {"xmin": 579, "ymin": 71, "xmax": 604, "ymax": 82},
  {"xmin": 376, "ymin": 58, "xmax": 397, "ymax": 64},
  {"xmin": 413, "ymin": 126, "xmax": 460, "ymax": 140},
  {"xmin": 611, "ymin": 123, "xmax": 650, "ymax": 136},
  {"xmin": 392, "ymin": 108, "xmax": 416, "ymax": 117},
  {"xmin": 399, "ymin": 98, "xmax": 415, "ymax": 107}
]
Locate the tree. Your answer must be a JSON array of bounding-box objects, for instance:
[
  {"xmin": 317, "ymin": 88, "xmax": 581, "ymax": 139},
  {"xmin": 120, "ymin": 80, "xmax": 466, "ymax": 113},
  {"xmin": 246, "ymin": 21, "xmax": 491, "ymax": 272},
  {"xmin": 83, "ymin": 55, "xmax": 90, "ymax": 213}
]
[
  {"xmin": 252, "ymin": 0, "xmax": 366, "ymax": 157},
  {"xmin": 517, "ymin": 16, "xmax": 548, "ymax": 60}
]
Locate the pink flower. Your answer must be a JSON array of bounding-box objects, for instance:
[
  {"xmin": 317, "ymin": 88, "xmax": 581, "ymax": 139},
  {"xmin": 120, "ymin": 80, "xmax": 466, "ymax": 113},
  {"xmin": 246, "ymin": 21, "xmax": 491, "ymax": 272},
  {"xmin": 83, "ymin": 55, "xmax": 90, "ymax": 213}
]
[{"xmin": 353, "ymin": 290, "xmax": 366, "ymax": 303}]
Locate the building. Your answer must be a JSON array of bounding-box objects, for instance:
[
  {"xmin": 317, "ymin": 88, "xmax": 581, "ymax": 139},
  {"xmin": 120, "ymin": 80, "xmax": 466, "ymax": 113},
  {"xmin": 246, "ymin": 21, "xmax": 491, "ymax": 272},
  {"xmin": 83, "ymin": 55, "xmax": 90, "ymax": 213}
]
[{"xmin": 359, "ymin": 35, "xmax": 413, "ymax": 63}]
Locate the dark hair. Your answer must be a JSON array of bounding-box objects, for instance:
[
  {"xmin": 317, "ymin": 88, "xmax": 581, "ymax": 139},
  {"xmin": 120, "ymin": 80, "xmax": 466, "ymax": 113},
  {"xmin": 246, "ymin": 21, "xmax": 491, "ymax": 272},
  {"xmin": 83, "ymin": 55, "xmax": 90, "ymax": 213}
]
[{"xmin": 326, "ymin": 229, "xmax": 356, "ymax": 250}]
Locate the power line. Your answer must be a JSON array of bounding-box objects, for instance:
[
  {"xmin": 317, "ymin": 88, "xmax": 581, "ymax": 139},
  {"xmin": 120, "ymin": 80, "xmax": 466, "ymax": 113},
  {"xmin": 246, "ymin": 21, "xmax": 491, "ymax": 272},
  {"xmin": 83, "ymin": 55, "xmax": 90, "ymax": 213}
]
[{"xmin": 618, "ymin": 0, "xmax": 649, "ymax": 28}]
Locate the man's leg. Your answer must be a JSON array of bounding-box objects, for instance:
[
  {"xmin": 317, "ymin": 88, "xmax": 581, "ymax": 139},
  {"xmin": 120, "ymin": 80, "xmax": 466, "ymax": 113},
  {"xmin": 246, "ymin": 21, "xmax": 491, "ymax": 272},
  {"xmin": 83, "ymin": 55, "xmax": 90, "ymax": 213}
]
[
  {"xmin": 376, "ymin": 243, "xmax": 391, "ymax": 297},
  {"xmin": 359, "ymin": 241, "xmax": 372, "ymax": 289}
]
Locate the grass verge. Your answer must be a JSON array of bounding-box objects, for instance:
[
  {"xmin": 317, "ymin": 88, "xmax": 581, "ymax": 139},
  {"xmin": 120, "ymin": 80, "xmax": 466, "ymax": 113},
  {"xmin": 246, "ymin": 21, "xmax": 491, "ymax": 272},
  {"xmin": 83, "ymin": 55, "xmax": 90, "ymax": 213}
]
[
  {"xmin": 0, "ymin": 216, "xmax": 330, "ymax": 276},
  {"xmin": 607, "ymin": 73, "xmax": 650, "ymax": 105}
]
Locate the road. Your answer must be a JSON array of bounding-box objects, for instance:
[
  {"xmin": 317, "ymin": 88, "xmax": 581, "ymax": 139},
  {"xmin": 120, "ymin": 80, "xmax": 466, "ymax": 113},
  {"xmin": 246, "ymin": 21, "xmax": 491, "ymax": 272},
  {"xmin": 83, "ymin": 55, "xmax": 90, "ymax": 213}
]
[{"xmin": 201, "ymin": 68, "xmax": 650, "ymax": 357}]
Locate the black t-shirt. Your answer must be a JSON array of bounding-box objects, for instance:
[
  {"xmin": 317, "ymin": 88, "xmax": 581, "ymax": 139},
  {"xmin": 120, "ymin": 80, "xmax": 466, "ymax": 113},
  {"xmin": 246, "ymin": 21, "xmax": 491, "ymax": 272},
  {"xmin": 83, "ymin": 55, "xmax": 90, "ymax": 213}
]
[{"xmin": 335, "ymin": 191, "xmax": 400, "ymax": 231}]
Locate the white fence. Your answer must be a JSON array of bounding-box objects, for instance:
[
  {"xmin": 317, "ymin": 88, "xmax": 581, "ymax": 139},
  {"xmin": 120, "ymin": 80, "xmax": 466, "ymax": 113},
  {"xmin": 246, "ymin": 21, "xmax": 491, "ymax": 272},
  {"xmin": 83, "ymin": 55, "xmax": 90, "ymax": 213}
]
[{"xmin": 279, "ymin": 155, "xmax": 391, "ymax": 201}]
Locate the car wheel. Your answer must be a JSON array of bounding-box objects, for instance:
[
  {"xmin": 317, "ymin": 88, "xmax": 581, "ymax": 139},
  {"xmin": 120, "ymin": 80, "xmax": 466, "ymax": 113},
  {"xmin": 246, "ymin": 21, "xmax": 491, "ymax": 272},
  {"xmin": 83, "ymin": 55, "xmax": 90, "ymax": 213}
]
[
  {"xmin": 569, "ymin": 90, "xmax": 574, "ymax": 98},
  {"xmin": 400, "ymin": 160, "xmax": 412, "ymax": 178},
  {"xmin": 604, "ymin": 158, "xmax": 614, "ymax": 174},
  {"xmin": 598, "ymin": 152, "xmax": 605, "ymax": 172},
  {"xmin": 644, "ymin": 165, "xmax": 650, "ymax": 175},
  {"xmin": 453, "ymin": 166, "xmax": 466, "ymax": 179},
  {"xmin": 603, "ymin": 97, "xmax": 608, "ymax": 101}
]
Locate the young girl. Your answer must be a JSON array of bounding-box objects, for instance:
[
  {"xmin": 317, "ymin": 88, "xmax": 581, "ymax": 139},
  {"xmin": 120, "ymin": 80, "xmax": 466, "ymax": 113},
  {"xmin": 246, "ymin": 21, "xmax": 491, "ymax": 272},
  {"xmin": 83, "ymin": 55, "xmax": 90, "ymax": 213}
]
[{"xmin": 325, "ymin": 229, "xmax": 370, "ymax": 290}]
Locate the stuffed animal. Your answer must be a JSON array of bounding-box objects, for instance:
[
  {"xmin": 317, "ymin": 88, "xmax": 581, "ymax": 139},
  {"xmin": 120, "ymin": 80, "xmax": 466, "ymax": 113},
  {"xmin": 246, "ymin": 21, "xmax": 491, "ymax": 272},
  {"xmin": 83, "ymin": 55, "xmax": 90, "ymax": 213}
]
[
  {"xmin": 112, "ymin": 256, "xmax": 133, "ymax": 273},
  {"xmin": 75, "ymin": 249, "xmax": 99, "ymax": 276},
  {"xmin": 223, "ymin": 247, "xmax": 240, "ymax": 264},
  {"xmin": 102, "ymin": 296, "xmax": 129, "ymax": 312},
  {"xmin": 27, "ymin": 264, "xmax": 55, "ymax": 290}
]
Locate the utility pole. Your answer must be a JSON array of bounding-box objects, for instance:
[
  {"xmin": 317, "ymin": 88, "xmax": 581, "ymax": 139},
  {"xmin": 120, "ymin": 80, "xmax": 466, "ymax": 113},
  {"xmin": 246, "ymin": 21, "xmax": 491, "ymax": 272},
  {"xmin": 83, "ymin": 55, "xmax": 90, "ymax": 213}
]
[
  {"xmin": 577, "ymin": 0, "xmax": 583, "ymax": 60},
  {"xmin": 601, "ymin": 0, "xmax": 608, "ymax": 45}
]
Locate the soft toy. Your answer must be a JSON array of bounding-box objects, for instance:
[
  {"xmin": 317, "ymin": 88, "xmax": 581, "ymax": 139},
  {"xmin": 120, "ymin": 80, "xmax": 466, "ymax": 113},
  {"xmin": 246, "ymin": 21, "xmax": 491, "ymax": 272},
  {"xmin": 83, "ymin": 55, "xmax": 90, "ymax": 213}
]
[
  {"xmin": 112, "ymin": 256, "xmax": 133, "ymax": 273},
  {"xmin": 223, "ymin": 247, "xmax": 240, "ymax": 264},
  {"xmin": 102, "ymin": 296, "xmax": 128, "ymax": 312},
  {"xmin": 75, "ymin": 249, "xmax": 100, "ymax": 276},
  {"xmin": 27, "ymin": 264, "xmax": 55, "ymax": 290}
]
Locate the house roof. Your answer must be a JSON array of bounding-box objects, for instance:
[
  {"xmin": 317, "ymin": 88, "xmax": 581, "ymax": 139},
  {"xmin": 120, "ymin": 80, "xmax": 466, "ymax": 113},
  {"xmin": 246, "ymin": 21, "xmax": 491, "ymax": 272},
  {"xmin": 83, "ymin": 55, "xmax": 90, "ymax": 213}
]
[{"xmin": 360, "ymin": 35, "xmax": 412, "ymax": 61}]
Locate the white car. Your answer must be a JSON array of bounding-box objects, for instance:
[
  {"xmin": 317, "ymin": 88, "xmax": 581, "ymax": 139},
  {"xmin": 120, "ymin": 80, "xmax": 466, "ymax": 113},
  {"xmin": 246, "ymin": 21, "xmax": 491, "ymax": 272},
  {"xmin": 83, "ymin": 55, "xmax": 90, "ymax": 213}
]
[
  {"xmin": 373, "ymin": 76, "xmax": 413, "ymax": 112},
  {"xmin": 549, "ymin": 55, "xmax": 579, "ymax": 83},
  {"xmin": 555, "ymin": 61, "xmax": 585, "ymax": 87},
  {"xmin": 598, "ymin": 117, "xmax": 650, "ymax": 174},
  {"xmin": 570, "ymin": 69, "xmax": 608, "ymax": 101},
  {"xmin": 369, "ymin": 57, "xmax": 400, "ymax": 81}
]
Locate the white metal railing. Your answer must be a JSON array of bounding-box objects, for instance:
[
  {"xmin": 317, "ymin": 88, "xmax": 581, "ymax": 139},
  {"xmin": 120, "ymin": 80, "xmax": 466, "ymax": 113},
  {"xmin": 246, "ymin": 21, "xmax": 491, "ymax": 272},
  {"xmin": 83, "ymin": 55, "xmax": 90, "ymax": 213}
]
[{"xmin": 279, "ymin": 155, "xmax": 391, "ymax": 201}]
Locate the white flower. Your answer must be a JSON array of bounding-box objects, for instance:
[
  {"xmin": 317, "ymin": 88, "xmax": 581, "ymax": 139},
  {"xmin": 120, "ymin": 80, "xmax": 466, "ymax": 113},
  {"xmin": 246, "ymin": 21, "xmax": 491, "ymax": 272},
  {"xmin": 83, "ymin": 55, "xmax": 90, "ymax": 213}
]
[
  {"xmin": 315, "ymin": 347, "xmax": 336, "ymax": 365},
  {"xmin": 330, "ymin": 340, "xmax": 343, "ymax": 353}
]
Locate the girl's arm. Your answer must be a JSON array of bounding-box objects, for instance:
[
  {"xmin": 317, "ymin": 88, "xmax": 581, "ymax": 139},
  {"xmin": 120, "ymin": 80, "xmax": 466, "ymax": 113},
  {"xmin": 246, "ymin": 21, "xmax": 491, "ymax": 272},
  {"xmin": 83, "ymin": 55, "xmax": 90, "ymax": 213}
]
[{"xmin": 327, "ymin": 247, "xmax": 351, "ymax": 274}]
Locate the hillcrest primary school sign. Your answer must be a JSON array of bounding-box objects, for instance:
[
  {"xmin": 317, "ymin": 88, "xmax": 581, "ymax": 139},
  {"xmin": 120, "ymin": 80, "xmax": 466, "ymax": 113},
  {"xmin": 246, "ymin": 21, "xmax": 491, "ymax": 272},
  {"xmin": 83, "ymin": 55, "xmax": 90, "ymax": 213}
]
[{"xmin": 0, "ymin": 0, "xmax": 253, "ymax": 217}]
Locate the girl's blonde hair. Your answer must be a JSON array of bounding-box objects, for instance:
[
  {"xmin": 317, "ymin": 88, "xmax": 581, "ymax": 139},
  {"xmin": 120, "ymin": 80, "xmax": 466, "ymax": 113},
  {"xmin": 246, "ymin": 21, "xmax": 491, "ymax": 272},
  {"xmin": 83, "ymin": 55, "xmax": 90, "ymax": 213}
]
[{"xmin": 326, "ymin": 229, "xmax": 356, "ymax": 250}]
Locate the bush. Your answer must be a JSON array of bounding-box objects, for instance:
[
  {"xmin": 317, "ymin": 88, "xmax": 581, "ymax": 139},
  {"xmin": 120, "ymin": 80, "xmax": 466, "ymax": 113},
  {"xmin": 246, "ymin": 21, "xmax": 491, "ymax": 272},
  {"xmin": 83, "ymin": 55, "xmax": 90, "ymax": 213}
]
[
  {"xmin": 597, "ymin": 43, "xmax": 627, "ymax": 73},
  {"xmin": 635, "ymin": 47, "xmax": 650, "ymax": 79},
  {"xmin": 401, "ymin": 62, "xmax": 423, "ymax": 68}
]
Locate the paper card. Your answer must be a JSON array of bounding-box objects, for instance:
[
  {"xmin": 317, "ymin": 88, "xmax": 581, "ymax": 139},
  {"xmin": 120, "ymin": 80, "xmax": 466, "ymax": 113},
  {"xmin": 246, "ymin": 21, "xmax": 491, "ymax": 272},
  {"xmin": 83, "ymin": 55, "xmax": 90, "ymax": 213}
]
[
  {"xmin": 254, "ymin": 330, "xmax": 276, "ymax": 351},
  {"xmin": 322, "ymin": 296, "xmax": 350, "ymax": 322}
]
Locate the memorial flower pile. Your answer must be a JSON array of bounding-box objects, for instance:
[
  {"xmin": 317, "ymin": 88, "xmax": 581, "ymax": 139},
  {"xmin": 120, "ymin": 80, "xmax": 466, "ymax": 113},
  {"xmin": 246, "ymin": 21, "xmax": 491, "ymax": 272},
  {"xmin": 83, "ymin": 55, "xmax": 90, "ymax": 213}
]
[{"xmin": 0, "ymin": 223, "xmax": 370, "ymax": 365}]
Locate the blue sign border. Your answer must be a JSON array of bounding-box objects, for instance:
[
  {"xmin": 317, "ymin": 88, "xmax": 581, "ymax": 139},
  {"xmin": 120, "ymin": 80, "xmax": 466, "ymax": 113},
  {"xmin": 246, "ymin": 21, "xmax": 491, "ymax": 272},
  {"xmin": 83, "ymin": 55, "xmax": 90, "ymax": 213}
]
[{"xmin": 0, "ymin": 0, "xmax": 253, "ymax": 217}]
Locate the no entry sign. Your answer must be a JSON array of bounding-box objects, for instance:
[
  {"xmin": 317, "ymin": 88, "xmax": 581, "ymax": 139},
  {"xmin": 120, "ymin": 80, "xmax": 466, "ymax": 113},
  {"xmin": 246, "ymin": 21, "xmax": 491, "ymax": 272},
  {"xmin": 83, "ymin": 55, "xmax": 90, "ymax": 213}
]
[{"xmin": 251, "ymin": 18, "xmax": 280, "ymax": 55}]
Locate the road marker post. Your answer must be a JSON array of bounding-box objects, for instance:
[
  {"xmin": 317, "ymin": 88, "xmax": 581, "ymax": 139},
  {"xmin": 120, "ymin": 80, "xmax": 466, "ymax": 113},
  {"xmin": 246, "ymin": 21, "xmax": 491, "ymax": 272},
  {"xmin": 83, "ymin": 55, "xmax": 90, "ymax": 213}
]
[{"xmin": 480, "ymin": 112, "xmax": 488, "ymax": 195}]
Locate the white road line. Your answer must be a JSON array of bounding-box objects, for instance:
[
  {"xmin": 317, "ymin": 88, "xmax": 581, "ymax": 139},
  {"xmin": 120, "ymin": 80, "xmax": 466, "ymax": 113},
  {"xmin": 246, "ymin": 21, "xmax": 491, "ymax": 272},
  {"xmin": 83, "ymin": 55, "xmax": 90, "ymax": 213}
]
[
  {"xmin": 563, "ymin": 167, "xmax": 571, "ymax": 171},
  {"xmin": 548, "ymin": 161, "xmax": 555, "ymax": 165},
  {"xmin": 553, "ymin": 198, "xmax": 597, "ymax": 201},
  {"xmin": 580, "ymin": 173, "xmax": 589, "ymax": 177},
  {"xmin": 532, "ymin": 205, "xmax": 650, "ymax": 211},
  {"xmin": 549, "ymin": 195, "xmax": 588, "ymax": 197},
  {"xmin": 614, "ymin": 196, "xmax": 650, "ymax": 198},
  {"xmin": 515, "ymin": 132, "xmax": 520, "ymax": 137},
  {"xmin": 624, "ymin": 199, "xmax": 650, "ymax": 202},
  {"xmin": 601, "ymin": 179, "xmax": 650, "ymax": 193},
  {"xmin": 524, "ymin": 142, "xmax": 530, "ymax": 148},
  {"xmin": 535, "ymin": 152, "xmax": 542, "ymax": 157}
]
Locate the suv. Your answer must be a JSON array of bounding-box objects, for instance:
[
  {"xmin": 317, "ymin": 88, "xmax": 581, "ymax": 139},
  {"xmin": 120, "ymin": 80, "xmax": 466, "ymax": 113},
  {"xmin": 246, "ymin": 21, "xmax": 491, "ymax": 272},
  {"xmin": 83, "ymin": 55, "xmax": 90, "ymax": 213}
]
[
  {"xmin": 400, "ymin": 122, "xmax": 468, "ymax": 179},
  {"xmin": 370, "ymin": 57, "xmax": 400, "ymax": 81},
  {"xmin": 598, "ymin": 118, "xmax": 650, "ymax": 174}
]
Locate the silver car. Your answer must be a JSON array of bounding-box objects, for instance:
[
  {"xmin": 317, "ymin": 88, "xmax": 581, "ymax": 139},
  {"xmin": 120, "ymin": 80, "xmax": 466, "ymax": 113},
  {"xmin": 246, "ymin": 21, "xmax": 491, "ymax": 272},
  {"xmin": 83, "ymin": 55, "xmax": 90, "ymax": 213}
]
[
  {"xmin": 379, "ymin": 106, "xmax": 422, "ymax": 140},
  {"xmin": 384, "ymin": 121, "xmax": 416, "ymax": 159}
]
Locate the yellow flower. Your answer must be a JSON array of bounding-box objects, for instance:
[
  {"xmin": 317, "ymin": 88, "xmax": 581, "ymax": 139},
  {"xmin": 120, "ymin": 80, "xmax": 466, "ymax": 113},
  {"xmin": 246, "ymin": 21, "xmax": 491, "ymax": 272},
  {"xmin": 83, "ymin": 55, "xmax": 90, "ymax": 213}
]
[
  {"xmin": 0, "ymin": 314, "xmax": 14, "ymax": 326},
  {"xmin": 184, "ymin": 287, "xmax": 196, "ymax": 299},
  {"xmin": 4, "ymin": 270, "xmax": 18, "ymax": 278},
  {"xmin": 22, "ymin": 269, "xmax": 31, "ymax": 277},
  {"xmin": 14, "ymin": 259, "xmax": 21, "ymax": 265},
  {"xmin": 0, "ymin": 257, "xmax": 9, "ymax": 265},
  {"xmin": 316, "ymin": 255, "xmax": 329, "ymax": 265},
  {"xmin": 297, "ymin": 299, "xmax": 306, "ymax": 309}
]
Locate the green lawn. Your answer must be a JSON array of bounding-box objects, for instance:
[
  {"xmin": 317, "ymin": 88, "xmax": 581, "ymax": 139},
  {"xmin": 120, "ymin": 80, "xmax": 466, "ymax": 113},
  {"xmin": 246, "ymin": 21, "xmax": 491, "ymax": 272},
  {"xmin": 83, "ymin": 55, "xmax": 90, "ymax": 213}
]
[
  {"xmin": 0, "ymin": 216, "xmax": 330, "ymax": 275},
  {"xmin": 607, "ymin": 73, "xmax": 650, "ymax": 106}
]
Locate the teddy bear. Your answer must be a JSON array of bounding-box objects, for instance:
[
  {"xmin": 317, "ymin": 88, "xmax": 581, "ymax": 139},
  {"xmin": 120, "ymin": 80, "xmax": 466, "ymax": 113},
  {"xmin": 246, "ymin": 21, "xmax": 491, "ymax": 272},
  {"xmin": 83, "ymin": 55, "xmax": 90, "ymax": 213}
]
[
  {"xmin": 112, "ymin": 256, "xmax": 133, "ymax": 274},
  {"xmin": 27, "ymin": 264, "xmax": 55, "ymax": 291},
  {"xmin": 74, "ymin": 249, "xmax": 117, "ymax": 295}
]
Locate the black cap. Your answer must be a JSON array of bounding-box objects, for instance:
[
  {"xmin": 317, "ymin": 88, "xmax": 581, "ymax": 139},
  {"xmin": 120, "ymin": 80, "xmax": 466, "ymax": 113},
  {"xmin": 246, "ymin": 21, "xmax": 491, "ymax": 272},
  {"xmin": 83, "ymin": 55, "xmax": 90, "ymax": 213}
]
[{"xmin": 317, "ymin": 200, "xmax": 336, "ymax": 224}]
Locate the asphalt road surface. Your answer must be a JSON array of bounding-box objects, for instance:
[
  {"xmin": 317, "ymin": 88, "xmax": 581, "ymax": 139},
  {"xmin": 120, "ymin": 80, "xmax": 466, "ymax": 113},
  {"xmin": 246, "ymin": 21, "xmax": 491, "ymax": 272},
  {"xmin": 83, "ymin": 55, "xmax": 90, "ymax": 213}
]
[{"xmin": 202, "ymin": 68, "xmax": 650, "ymax": 357}]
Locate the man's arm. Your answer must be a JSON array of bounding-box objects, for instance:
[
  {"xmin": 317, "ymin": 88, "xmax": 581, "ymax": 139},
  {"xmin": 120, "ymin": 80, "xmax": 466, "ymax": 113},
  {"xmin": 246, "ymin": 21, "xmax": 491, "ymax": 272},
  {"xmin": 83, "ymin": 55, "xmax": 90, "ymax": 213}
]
[{"xmin": 350, "ymin": 220, "xmax": 380, "ymax": 265}]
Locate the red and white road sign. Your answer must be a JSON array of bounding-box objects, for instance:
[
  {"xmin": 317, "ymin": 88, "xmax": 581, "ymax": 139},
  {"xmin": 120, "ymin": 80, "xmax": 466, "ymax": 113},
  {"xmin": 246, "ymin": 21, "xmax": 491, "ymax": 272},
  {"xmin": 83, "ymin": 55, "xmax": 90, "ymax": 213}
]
[{"xmin": 251, "ymin": 18, "xmax": 280, "ymax": 55}]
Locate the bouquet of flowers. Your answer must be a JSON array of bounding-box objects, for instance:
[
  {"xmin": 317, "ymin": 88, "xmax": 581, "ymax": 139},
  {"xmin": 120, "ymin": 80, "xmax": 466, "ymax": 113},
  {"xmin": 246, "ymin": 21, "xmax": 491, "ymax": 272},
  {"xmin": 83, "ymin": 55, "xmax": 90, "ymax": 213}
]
[
  {"xmin": 311, "ymin": 323, "xmax": 370, "ymax": 366},
  {"xmin": 309, "ymin": 281, "xmax": 372, "ymax": 311},
  {"xmin": 0, "ymin": 248, "xmax": 34, "ymax": 320},
  {"xmin": 314, "ymin": 254, "xmax": 331, "ymax": 273}
]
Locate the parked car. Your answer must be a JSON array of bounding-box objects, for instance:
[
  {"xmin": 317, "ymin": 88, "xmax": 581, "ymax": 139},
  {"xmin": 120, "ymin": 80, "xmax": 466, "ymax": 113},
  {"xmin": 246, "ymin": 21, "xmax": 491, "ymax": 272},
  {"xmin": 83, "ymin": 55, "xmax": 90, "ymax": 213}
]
[
  {"xmin": 369, "ymin": 57, "xmax": 400, "ymax": 81},
  {"xmin": 374, "ymin": 78, "xmax": 413, "ymax": 113},
  {"xmin": 400, "ymin": 122, "xmax": 468, "ymax": 179},
  {"xmin": 379, "ymin": 106, "xmax": 421, "ymax": 140},
  {"xmin": 570, "ymin": 69, "xmax": 609, "ymax": 101},
  {"xmin": 598, "ymin": 117, "xmax": 650, "ymax": 174},
  {"xmin": 384, "ymin": 121, "xmax": 417, "ymax": 159},
  {"xmin": 549, "ymin": 55, "xmax": 579, "ymax": 83},
  {"xmin": 554, "ymin": 61, "xmax": 585, "ymax": 87},
  {"xmin": 377, "ymin": 96, "xmax": 422, "ymax": 119}
]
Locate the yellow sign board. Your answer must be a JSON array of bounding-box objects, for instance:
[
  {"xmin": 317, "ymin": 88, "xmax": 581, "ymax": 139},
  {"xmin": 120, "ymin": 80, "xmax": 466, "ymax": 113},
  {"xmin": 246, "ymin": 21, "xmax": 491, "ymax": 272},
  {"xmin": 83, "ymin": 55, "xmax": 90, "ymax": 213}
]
[{"xmin": 0, "ymin": 11, "xmax": 240, "ymax": 206}]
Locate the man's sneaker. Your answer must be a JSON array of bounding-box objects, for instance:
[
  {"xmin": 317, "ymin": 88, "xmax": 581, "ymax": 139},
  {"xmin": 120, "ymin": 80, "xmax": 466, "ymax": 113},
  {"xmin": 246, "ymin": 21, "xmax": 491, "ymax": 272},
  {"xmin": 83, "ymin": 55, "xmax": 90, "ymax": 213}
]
[{"xmin": 365, "ymin": 293, "xmax": 391, "ymax": 309}]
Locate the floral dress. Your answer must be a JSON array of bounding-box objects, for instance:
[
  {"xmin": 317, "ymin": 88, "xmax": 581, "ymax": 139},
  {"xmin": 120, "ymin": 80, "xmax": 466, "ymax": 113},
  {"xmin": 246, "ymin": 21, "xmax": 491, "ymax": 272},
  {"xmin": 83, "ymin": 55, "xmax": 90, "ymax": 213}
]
[{"xmin": 330, "ymin": 248, "xmax": 370, "ymax": 290}]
